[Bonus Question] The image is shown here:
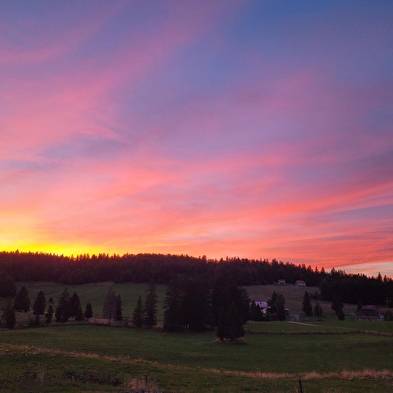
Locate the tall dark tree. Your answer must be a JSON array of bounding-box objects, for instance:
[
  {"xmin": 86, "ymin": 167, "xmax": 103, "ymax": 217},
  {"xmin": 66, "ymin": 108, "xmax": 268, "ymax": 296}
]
[
  {"xmin": 313, "ymin": 302, "xmax": 323, "ymax": 318},
  {"xmin": 33, "ymin": 290, "xmax": 46, "ymax": 325},
  {"xmin": 102, "ymin": 287, "xmax": 117, "ymax": 320},
  {"xmin": 69, "ymin": 292, "xmax": 84, "ymax": 321},
  {"xmin": 2, "ymin": 299, "xmax": 16, "ymax": 329},
  {"xmin": 302, "ymin": 291, "xmax": 313, "ymax": 317},
  {"xmin": 132, "ymin": 295, "xmax": 144, "ymax": 328},
  {"xmin": 216, "ymin": 301, "xmax": 245, "ymax": 341},
  {"xmin": 144, "ymin": 283, "xmax": 158, "ymax": 328},
  {"xmin": 182, "ymin": 277, "xmax": 209, "ymax": 331},
  {"xmin": 331, "ymin": 294, "xmax": 345, "ymax": 320},
  {"xmin": 14, "ymin": 286, "xmax": 30, "ymax": 312},
  {"xmin": 163, "ymin": 279, "xmax": 185, "ymax": 332},
  {"xmin": 55, "ymin": 287, "xmax": 71, "ymax": 323},
  {"xmin": 115, "ymin": 294, "xmax": 123, "ymax": 321},
  {"xmin": 84, "ymin": 302, "xmax": 93, "ymax": 319},
  {"xmin": 45, "ymin": 302, "xmax": 54, "ymax": 324},
  {"xmin": 249, "ymin": 300, "xmax": 263, "ymax": 321},
  {"xmin": 268, "ymin": 292, "xmax": 286, "ymax": 321}
]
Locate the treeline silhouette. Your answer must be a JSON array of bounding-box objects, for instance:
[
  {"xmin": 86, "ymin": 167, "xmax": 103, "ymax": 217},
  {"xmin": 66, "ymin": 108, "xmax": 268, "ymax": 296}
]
[{"xmin": 1, "ymin": 251, "xmax": 393, "ymax": 306}]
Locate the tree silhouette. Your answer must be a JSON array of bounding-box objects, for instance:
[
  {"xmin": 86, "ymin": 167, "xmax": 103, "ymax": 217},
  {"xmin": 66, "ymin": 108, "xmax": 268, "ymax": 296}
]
[
  {"xmin": 115, "ymin": 294, "xmax": 123, "ymax": 321},
  {"xmin": 144, "ymin": 283, "xmax": 157, "ymax": 328},
  {"xmin": 331, "ymin": 294, "xmax": 345, "ymax": 320},
  {"xmin": 163, "ymin": 279, "xmax": 184, "ymax": 331},
  {"xmin": 55, "ymin": 287, "xmax": 71, "ymax": 323},
  {"xmin": 102, "ymin": 287, "xmax": 117, "ymax": 320},
  {"xmin": 132, "ymin": 295, "xmax": 144, "ymax": 328},
  {"xmin": 313, "ymin": 302, "xmax": 323, "ymax": 317},
  {"xmin": 33, "ymin": 291, "xmax": 46, "ymax": 325},
  {"xmin": 84, "ymin": 302, "xmax": 93, "ymax": 319},
  {"xmin": 302, "ymin": 291, "xmax": 313, "ymax": 317},
  {"xmin": 268, "ymin": 292, "xmax": 286, "ymax": 321},
  {"xmin": 14, "ymin": 286, "xmax": 30, "ymax": 312},
  {"xmin": 216, "ymin": 301, "xmax": 245, "ymax": 341}
]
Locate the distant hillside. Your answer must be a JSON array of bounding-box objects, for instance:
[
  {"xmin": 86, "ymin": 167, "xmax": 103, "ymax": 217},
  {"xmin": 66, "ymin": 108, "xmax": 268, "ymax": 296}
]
[{"xmin": 1, "ymin": 251, "xmax": 393, "ymax": 306}]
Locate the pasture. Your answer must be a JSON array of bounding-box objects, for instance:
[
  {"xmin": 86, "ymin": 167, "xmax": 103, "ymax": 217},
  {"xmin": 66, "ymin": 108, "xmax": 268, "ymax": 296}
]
[{"xmin": 1, "ymin": 282, "xmax": 393, "ymax": 392}]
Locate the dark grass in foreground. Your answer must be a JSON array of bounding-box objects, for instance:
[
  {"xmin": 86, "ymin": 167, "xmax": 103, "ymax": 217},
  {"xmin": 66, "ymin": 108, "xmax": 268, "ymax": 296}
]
[{"xmin": 2, "ymin": 325, "xmax": 393, "ymax": 392}]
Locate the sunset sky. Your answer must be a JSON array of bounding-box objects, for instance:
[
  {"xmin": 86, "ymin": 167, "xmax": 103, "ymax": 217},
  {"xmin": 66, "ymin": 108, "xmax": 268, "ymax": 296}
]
[{"xmin": 1, "ymin": 1, "xmax": 393, "ymax": 276}]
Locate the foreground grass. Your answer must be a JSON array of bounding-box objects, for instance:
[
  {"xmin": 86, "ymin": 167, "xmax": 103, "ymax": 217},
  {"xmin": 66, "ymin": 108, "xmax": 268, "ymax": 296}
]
[{"xmin": 2, "ymin": 324, "xmax": 393, "ymax": 392}]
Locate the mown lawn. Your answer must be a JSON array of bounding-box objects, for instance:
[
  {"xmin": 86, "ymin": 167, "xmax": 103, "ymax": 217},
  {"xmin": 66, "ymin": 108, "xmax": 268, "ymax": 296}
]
[
  {"xmin": 2, "ymin": 324, "xmax": 393, "ymax": 392},
  {"xmin": 2, "ymin": 282, "xmax": 393, "ymax": 391}
]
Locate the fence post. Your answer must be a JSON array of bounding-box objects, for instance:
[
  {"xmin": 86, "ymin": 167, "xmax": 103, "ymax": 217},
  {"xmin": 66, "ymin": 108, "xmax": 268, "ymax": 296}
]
[{"xmin": 299, "ymin": 378, "xmax": 304, "ymax": 393}]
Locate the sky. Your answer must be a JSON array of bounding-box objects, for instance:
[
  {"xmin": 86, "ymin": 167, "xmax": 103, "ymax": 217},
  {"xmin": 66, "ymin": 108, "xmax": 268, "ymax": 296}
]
[{"xmin": 1, "ymin": 0, "xmax": 393, "ymax": 277}]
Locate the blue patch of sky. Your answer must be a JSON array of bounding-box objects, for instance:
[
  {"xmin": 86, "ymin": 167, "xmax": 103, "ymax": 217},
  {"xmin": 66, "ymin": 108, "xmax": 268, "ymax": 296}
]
[
  {"xmin": 229, "ymin": 0, "xmax": 393, "ymax": 84},
  {"xmin": 40, "ymin": 134, "xmax": 126, "ymax": 161},
  {"xmin": 322, "ymin": 204, "xmax": 393, "ymax": 223}
]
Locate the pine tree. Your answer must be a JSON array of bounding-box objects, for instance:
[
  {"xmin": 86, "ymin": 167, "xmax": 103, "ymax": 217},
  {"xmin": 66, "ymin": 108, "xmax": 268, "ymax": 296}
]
[
  {"xmin": 163, "ymin": 280, "xmax": 184, "ymax": 331},
  {"xmin": 216, "ymin": 301, "xmax": 245, "ymax": 341},
  {"xmin": 69, "ymin": 292, "xmax": 83, "ymax": 321},
  {"xmin": 84, "ymin": 303, "xmax": 93, "ymax": 319},
  {"xmin": 132, "ymin": 296, "xmax": 144, "ymax": 328},
  {"xmin": 268, "ymin": 292, "xmax": 286, "ymax": 321},
  {"xmin": 55, "ymin": 287, "xmax": 71, "ymax": 323},
  {"xmin": 45, "ymin": 304, "xmax": 54, "ymax": 324},
  {"xmin": 302, "ymin": 291, "xmax": 313, "ymax": 317},
  {"xmin": 227, "ymin": 301, "xmax": 245, "ymax": 341},
  {"xmin": 115, "ymin": 295, "xmax": 123, "ymax": 321},
  {"xmin": 249, "ymin": 300, "xmax": 263, "ymax": 321},
  {"xmin": 102, "ymin": 287, "xmax": 117, "ymax": 320},
  {"xmin": 183, "ymin": 277, "xmax": 209, "ymax": 331},
  {"xmin": 45, "ymin": 297, "xmax": 54, "ymax": 324},
  {"xmin": 144, "ymin": 283, "xmax": 157, "ymax": 328},
  {"xmin": 33, "ymin": 291, "xmax": 46, "ymax": 325},
  {"xmin": 14, "ymin": 286, "xmax": 30, "ymax": 312},
  {"xmin": 2, "ymin": 299, "xmax": 16, "ymax": 329},
  {"xmin": 331, "ymin": 294, "xmax": 345, "ymax": 320},
  {"xmin": 313, "ymin": 302, "xmax": 323, "ymax": 317}
]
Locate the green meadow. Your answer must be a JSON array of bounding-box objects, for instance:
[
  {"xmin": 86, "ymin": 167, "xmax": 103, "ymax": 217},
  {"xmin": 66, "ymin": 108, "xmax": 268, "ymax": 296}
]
[{"xmin": 1, "ymin": 282, "xmax": 393, "ymax": 392}]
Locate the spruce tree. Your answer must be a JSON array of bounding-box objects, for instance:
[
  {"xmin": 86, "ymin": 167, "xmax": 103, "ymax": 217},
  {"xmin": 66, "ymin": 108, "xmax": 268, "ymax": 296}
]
[
  {"xmin": 313, "ymin": 302, "xmax": 323, "ymax": 317},
  {"xmin": 69, "ymin": 292, "xmax": 83, "ymax": 321},
  {"xmin": 84, "ymin": 303, "xmax": 93, "ymax": 319},
  {"xmin": 45, "ymin": 297, "xmax": 54, "ymax": 323},
  {"xmin": 33, "ymin": 291, "xmax": 46, "ymax": 325},
  {"xmin": 268, "ymin": 292, "xmax": 286, "ymax": 321},
  {"xmin": 14, "ymin": 286, "xmax": 30, "ymax": 312},
  {"xmin": 55, "ymin": 287, "xmax": 71, "ymax": 323},
  {"xmin": 45, "ymin": 304, "xmax": 54, "ymax": 324},
  {"xmin": 163, "ymin": 280, "xmax": 184, "ymax": 331},
  {"xmin": 331, "ymin": 294, "xmax": 345, "ymax": 320},
  {"xmin": 132, "ymin": 296, "xmax": 144, "ymax": 328},
  {"xmin": 227, "ymin": 301, "xmax": 245, "ymax": 341},
  {"xmin": 144, "ymin": 283, "xmax": 157, "ymax": 328},
  {"xmin": 249, "ymin": 300, "xmax": 263, "ymax": 321},
  {"xmin": 302, "ymin": 291, "xmax": 313, "ymax": 317},
  {"xmin": 183, "ymin": 277, "xmax": 209, "ymax": 331},
  {"xmin": 102, "ymin": 287, "xmax": 117, "ymax": 320},
  {"xmin": 115, "ymin": 295, "xmax": 123, "ymax": 321}
]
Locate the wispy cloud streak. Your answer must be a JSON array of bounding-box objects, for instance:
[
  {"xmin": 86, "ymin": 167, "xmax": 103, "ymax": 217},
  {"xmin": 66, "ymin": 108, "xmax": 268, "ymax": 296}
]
[{"xmin": 1, "ymin": 1, "xmax": 392, "ymax": 275}]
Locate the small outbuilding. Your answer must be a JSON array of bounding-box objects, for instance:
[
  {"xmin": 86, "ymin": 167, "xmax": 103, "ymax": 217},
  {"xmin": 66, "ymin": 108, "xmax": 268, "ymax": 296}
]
[
  {"xmin": 295, "ymin": 280, "xmax": 306, "ymax": 287},
  {"xmin": 355, "ymin": 306, "xmax": 384, "ymax": 321}
]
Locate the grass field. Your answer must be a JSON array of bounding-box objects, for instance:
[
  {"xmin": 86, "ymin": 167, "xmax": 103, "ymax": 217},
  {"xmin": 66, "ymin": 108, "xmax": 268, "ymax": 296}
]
[{"xmin": 2, "ymin": 282, "xmax": 393, "ymax": 392}]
